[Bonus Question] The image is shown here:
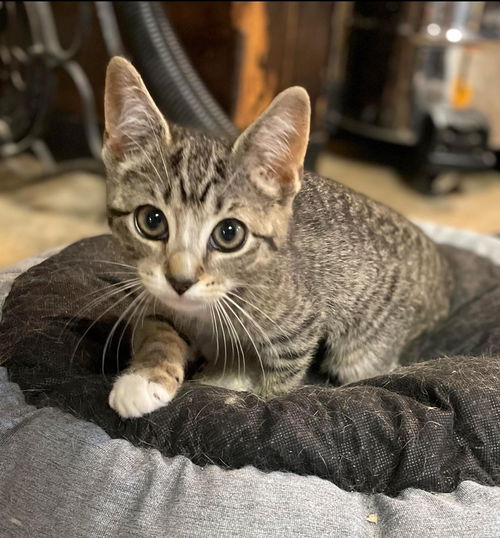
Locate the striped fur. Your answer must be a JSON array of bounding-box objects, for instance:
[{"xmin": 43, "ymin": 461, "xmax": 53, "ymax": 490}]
[{"xmin": 103, "ymin": 58, "xmax": 451, "ymax": 418}]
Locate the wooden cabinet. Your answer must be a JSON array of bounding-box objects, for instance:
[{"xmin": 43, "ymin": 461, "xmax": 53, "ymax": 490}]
[{"xmin": 49, "ymin": 2, "xmax": 334, "ymax": 131}]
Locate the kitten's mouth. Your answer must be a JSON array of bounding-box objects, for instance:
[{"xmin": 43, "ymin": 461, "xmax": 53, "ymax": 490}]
[
  {"xmin": 141, "ymin": 276, "xmax": 225, "ymax": 314},
  {"xmin": 157, "ymin": 292, "xmax": 211, "ymax": 314}
]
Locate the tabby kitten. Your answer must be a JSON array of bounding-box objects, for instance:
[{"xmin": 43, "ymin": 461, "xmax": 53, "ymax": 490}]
[{"xmin": 103, "ymin": 57, "xmax": 451, "ymax": 419}]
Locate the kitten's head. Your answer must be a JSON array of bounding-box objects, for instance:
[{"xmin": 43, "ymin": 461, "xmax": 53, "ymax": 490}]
[{"xmin": 102, "ymin": 57, "xmax": 310, "ymax": 314}]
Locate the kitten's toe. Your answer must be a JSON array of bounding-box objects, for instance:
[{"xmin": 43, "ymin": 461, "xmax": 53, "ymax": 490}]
[{"xmin": 109, "ymin": 372, "xmax": 173, "ymax": 418}]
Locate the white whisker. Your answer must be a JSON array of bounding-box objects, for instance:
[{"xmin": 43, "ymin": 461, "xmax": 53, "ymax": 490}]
[
  {"xmin": 61, "ymin": 280, "xmax": 142, "ymax": 339},
  {"xmin": 101, "ymin": 288, "xmax": 147, "ymax": 376},
  {"xmin": 217, "ymin": 301, "xmax": 237, "ymax": 375},
  {"xmin": 218, "ymin": 300, "xmax": 244, "ymax": 379},
  {"xmin": 130, "ymin": 293, "xmax": 152, "ymax": 353},
  {"xmin": 225, "ymin": 293, "xmax": 281, "ymax": 345},
  {"xmin": 88, "ymin": 259, "xmax": 137, "ymax": 270},
  {"xmin": 221, "ymin": 297, "xmax": 266, "ymax": 383},
  {"xmin": 214, "ymin": 302, "xmax": 228, "ymax": 376},
  {"xmin": 209, "ymin": 304, "xmax": 220, "ymax": 365},
  {"xmin": 114, "ymin": 290, "xmax": 149, "ymax": 373},
  {"xmin": 76, "ymin": 277, "xmax": 140, "ymax": 303},
  {"xmin": 69, "ymin": 285, "xmax": 142, "ymax": 373}
]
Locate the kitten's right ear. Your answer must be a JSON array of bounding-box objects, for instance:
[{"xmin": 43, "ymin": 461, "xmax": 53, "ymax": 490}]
[{"xmin": 103, "ymin": 56, "xmax": 171, "ymax": 160}]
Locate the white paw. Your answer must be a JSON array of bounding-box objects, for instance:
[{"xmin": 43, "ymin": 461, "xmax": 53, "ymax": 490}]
[{"xmin": 109, "ymin": 372, "xmax": 173, "ymax": 419}]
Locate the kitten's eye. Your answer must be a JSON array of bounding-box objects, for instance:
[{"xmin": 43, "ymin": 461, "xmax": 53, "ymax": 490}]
[
  {"xmin": 210, "ymin": 219, "xmax": 247, "ymax": 252},
  {"xmin": 134, "ymin": 205, "xmax": 168, "ymax": 240}
]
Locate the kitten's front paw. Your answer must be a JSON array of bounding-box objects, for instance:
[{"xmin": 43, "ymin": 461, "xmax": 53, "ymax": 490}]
[{"xmin": 109, "ymin": 372, "xmax": 173, "ymax": 418}]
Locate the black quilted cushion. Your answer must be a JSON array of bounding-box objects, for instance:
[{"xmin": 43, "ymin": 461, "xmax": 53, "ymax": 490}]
[{"xmin": 1, "ymin": 235, "xmax": 500, "ymax": 495}]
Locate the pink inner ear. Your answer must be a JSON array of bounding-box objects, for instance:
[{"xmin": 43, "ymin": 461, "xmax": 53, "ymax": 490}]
[
  {"xmin": 104, "ymin": 57, "xmax": 170, "ymax": 158},
  {"xmin": 279, "ymin": 167, "xmax": 298, "ymax": 185},
  {"xmin": 250, "ymin": 116, "xmax": 306, "ymax": 182},
  {"xmin": 233, "ymin": 88, "xmax": 310, "ymax": 187},
  {"xmin": 105, "ymin": 87, "xmax": 149, "ymax": 155}
]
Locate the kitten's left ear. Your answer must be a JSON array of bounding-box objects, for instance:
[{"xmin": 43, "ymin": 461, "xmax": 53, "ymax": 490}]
[
  {"xmin": 232, "ymin": 86, "xmax": 310, "ymax": 199},
  {"xmin": 103, "ymin": 56, "xmax": 171, "ymax": 160}
]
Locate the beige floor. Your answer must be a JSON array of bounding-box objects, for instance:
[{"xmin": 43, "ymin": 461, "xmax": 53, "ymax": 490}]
[
  {"xmin": 1, "ymin": 151, "xmax": 500, "ymax": 268},
  {"xmin": 0, "ymin": 155, "xmax": 108, "ymax": 267}
]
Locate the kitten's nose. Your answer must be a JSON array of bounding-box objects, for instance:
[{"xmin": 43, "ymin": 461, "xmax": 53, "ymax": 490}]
[{"xmin": 168, "ymin": 277, "xmax": 197, "ymax": 296}]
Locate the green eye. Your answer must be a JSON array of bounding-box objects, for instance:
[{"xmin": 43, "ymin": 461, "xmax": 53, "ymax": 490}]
[
  {"xmin": 134, "ymin": 205, "xmax": 168, "ymax": 240},
  {"xmin": 210, "ymin": 219, "xmax": 247, "ymax": 252}
]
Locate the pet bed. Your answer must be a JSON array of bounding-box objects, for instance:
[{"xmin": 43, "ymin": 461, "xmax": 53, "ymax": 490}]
[{"xmin": 1, "ymin": 223, "xmax": 500, "ymax": 536}]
